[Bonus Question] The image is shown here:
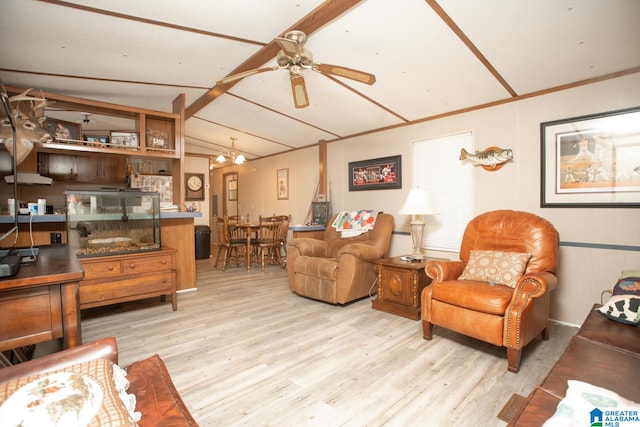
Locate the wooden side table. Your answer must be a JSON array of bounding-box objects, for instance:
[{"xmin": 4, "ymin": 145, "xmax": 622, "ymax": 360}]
[{"xmin": 372, "ymin": 256, "xmax": 432, "ymax": 320}]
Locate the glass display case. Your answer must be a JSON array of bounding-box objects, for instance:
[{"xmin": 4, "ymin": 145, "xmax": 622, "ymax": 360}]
[{"xmin": 65, "ymin": 189, "xmax": 161, "ymax": 257}]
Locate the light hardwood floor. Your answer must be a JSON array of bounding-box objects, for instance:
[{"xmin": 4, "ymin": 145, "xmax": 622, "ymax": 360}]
[{"xmin": 81, "ymin": 256, "xmax": 577, "ymax": 426}]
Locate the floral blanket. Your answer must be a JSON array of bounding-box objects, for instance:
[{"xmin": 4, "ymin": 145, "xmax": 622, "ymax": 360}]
[{"xmin": 332, "ymin": 210, "xmax": 379, "ymax": 237}]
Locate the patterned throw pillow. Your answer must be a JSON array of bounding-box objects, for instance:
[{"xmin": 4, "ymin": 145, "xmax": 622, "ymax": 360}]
[
  {"xmin": 0, "ymin": 359, "xmax": 138, "ymax": 426},
  {"xmin": 459, "ymin": 250, "xmax": 532, "ymax": 288},
  {"xmin": 612, "ymin": 276, "xmax": 640, "ymax": 296},
  {"xmin": 597, "ymin": 294, "xmax": 640, "ymax": 326}
]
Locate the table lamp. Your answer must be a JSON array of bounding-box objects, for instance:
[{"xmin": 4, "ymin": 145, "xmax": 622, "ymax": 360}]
[{"xmin": 398, "ymin": 188, "xmax": 436, "ymax": 260}]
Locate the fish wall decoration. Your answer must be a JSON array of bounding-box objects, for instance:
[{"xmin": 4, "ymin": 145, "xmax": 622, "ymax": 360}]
[{"xmin": 459, "ymin": 146, "xmax": 513, "ymax": 171}]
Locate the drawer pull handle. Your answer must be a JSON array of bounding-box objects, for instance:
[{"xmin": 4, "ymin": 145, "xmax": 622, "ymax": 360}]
[
  {"xmin": 129, "ymin": 264, "xmax": 136, "ymax": 269},
  {"xmin": 108, "ymin": 265, "xmax": 114, "ymax": 271},
  {"xmin": 162, "ymin": 260, "xmax": 167, "ymax": 265}
]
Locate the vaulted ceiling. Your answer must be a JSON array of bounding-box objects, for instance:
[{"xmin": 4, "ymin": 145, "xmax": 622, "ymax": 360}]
[{"xmin": 1, "ymin": 0, "xmax": 639, "ymax": 165}]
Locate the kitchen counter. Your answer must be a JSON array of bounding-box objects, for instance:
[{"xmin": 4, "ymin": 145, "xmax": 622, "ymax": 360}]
[
  {"xmin": 0, "ymin": 212, "xmax": 201, "ymax": 290},
  {"xmin": 0, "ymin": 211, "xmax": 202, "ymax": 223}
]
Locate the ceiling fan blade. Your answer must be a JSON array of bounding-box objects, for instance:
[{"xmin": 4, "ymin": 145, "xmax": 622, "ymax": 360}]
[
  {"xmin": 290, "ymin": 75, "xmax": 309, "ymax": 109},
  {"xmin": 274, "ymin": 36, "xmax": 302, "ymax": 58},
  {"xmin": 217, "ymin": 67, "xmax": 277, "ymax": 85},
  {"xmin": 314, "ymin": 63, "xmax": 376, "ymax": 85}
]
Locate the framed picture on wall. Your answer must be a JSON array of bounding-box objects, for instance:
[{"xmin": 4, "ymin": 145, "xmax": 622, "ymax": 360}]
[
  {"xmin": 348, "ymin": 155, "xmax": 402, "ymax": 191},
  {"xmin": 541, "ymin": 106, "xmax": 640, "ymax": 208},
  {"xmin": 45, "ymin": 118, "xmax": 81, "ymax": 143},
  {"xmin": 277, "ymin": 168, "xmax": 289, "ymax": 200}
]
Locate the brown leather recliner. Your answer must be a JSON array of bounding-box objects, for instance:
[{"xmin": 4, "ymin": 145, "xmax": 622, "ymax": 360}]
[
  {"xmin": 287, "ymin": 213, "xmax": 394, "ymax": 304},
  {"xmin": 421, "ymin": 210, "xmax": 559, "ymax": 373}
]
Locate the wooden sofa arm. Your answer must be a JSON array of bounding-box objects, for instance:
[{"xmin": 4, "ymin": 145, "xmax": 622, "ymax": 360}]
[{"xmin": 0, "ymin": 337, "xmax": 118, "ymax": 383}]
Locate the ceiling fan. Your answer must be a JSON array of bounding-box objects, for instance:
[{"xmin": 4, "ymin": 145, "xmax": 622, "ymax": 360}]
[{"xmin": 217, "ymin": 30, "xmax": 376, "ymax": 109}]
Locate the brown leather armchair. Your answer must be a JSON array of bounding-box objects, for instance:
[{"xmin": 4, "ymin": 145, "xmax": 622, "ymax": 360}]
[
  {"xmin": 421, "ymin": 210, "xmax": 559, "ymax": 373},
  {"xmin": 287, "ymin": 213, "xmax": 394, "ymax": 304}
]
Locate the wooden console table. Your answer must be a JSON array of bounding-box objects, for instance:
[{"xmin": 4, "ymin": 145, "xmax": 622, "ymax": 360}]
[
  {"xmin": 0, "ymin": 245, "xmax": 84, "ymax": 352},
  {"xmin": 372, "ymin": 256, "xmax": 433, "ymax": 320}
]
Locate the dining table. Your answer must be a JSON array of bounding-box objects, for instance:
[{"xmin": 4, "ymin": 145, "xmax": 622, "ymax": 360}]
[{"xmin": 232, "ymin": 222, "xmax": 260, "ymax": 270}]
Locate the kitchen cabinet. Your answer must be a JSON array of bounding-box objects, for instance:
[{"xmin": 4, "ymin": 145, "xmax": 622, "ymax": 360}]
[
  {"xmin": 5, "ymin": 84, "xmax": 186, "ymax": 202},
  {"xmin": 77, "ymin": 156, "xmax": 126, "ymax": 183},
  {"xmin": 41, "ymin": 153, "xmax": 126, "ymax": 183}
]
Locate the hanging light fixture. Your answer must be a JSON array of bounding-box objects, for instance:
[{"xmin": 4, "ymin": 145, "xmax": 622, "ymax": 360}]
[{"xmin": 216, "ymin": 137, "xmax": 246, "ymax": 164}]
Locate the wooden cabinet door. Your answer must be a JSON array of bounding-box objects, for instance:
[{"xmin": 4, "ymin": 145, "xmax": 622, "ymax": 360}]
[
  {"xmin": 43, "ymin": 153, "xmax": 77, "ymax": 180},
  {"xmin": 78, "ymin": 156, "xmax": 126, "ymax": 183},
  {"xmin": 75, "ymin": 156, "xmax": 101, "ymax": 182},
  {"xmin": 102, "ymin": 157, "xmax": 126, "ymax": 183},
  {"xmin": 379, "ymin": 266, "xmax": 416, "ymax": 306}
]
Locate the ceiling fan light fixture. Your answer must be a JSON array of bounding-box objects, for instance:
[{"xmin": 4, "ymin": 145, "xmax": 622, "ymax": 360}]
[
  {"xmin": 219, "ymin": 30, "xmax": 375, "ymax": 108},
  {"xmin": 299, "ymin": 49, "xmax": 313, "ymax": 67},
  {"xmin": 285, "ymin": 30, "xmax": 306, "ymax": 45},
  {"xmin": 277, "ymin": 51, "xmax": 291, "ymax": 67}
]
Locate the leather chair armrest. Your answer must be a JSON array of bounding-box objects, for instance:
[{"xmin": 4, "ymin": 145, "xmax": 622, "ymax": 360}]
[
  {"xmin": 337, "ymin": 243, "xmax": 383, "ymax": 261},
  {"xmin": 513, "ymin": 271, "xmax": 558, "ymax": 300},
  {"xmin": 425, "ymin": 260, "xmax": 465, "ymax": 282},
  {"xmin": 504, "ymin": 272, "xmax": 558, "ymax": 349},
  {"xmin": 0, "ymin": 337, "xmax": 118, "ymax": 383},
  {"xmin": 288, "ymin": 238, "xmax": 330, "ymax": 257}
]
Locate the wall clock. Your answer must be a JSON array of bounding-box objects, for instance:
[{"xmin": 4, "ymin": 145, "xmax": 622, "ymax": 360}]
[{"xmin": 185, "ymin": 173, "xmax": 205, "ymax": 200}]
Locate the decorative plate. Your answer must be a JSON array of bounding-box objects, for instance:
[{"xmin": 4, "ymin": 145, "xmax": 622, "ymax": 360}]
[{"xmin": 0, "ymin": 372, "xmax": 103, "ymax": 427}]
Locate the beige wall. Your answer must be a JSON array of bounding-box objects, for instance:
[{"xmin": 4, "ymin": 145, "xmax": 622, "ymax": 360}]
[
  {"xmin": 208, "ymin": 73, "xmax": 640, "ymax": 325},
  {"xmin": 209, "ymin": 147, "xmax": 318, "ymax": 244}
]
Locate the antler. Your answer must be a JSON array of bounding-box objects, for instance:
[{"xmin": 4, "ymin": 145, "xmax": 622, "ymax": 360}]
[
  {"xmin": 5, "ymin": 89, "xmax": 51, "ymax": 121},
  {"xmin": 0, "ymin": 88, "xmax": 53, "ymax": 165}
]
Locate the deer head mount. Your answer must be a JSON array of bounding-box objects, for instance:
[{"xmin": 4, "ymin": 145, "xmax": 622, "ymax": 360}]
[{"xmin": 0, "ymin": 88, "xmax": 53, "ymax": 165}]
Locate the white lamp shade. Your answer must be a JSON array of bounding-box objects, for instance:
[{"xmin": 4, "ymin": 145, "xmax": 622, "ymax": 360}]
[
  {"xmin": 398, "ymin": 188, "xmax": 436, "ymax": 215},
  {"xmin": 234, "ymin": 153, "xmax": 246, "ymax": 164}
]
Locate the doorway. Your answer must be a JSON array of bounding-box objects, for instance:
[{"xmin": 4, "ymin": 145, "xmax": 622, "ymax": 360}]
[{"xmin": 222, "ymin": 172, "xmax": 238, "ymax": 217}]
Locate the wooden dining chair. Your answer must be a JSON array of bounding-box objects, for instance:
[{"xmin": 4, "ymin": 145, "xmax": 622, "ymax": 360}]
[
  {"xmin": 256, "ymin": 216, "xmax": 286, "ymax": 271},
  {"xmin": 225, "ymin": 215, "xmax": 247, "ymax": 244},
  {"xmin": 272, "ymin": 214, "xmax": 291, "ymax": 262},
  {"xmin": 214, "ymin": 216, "xmax": 244, "ymax": 271}
]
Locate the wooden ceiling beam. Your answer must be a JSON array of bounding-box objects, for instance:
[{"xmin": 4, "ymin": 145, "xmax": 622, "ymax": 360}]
[
  {"xmin": 185, "ymin": 0, "xmax": 364, "ymax": 119},
  {"xmin": 425, "ymin": 0, "xmax": 517, "ymax": 97}
]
